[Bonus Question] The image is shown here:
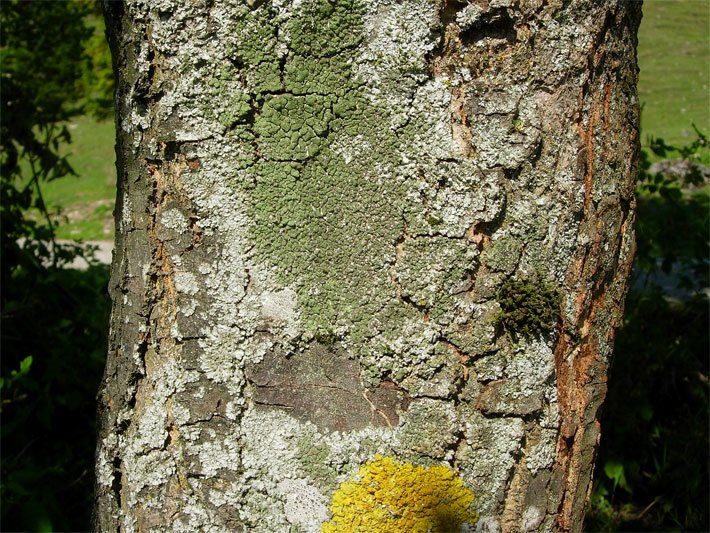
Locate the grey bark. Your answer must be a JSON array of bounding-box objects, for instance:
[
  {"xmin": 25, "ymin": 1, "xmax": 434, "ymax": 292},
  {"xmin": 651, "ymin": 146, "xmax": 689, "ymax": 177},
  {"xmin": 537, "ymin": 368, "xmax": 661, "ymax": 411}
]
[{"xmin": 96, "ymin": 1, "xmax": 640, "ymax": 531}]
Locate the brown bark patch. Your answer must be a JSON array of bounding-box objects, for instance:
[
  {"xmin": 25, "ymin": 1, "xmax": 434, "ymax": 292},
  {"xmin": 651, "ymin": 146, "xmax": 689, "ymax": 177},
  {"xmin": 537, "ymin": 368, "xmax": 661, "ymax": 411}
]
[{"xmin": 246, "ymin": 343, "xmax": 411, "ymax": 432}]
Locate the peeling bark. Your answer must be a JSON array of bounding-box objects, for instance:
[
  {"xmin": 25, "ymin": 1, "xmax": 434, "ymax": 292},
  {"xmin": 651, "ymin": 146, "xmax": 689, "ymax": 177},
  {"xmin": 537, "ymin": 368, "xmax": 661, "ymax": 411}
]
[{"xmin": 96, "ymin": 1, "xmax": 640, "ymax": 531}]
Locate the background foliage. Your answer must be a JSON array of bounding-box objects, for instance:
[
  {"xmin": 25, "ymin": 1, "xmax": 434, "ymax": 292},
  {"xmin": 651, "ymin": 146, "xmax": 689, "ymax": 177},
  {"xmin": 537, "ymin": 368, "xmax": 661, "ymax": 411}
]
[
  {"xmin": 0, "ymin": 1, "xmax": 707, "ymax": 532},
  {"xmin": 0, "ymin": 1, "xmax": 113, "ymax": 531}
]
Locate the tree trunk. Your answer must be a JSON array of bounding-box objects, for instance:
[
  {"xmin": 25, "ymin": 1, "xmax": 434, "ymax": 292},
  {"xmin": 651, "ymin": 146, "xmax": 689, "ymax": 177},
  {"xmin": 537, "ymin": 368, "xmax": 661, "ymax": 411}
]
[{"xmin": 96, "ymin": 1, "xmax": 640, "ymax": 531}]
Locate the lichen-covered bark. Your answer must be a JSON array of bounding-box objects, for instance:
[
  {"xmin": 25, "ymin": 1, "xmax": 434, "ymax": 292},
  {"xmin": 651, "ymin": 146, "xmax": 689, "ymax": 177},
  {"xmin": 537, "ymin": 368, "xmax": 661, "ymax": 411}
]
[{"xmin": 96, "ymin": 0, "xmax": 640, "ymax": 531}]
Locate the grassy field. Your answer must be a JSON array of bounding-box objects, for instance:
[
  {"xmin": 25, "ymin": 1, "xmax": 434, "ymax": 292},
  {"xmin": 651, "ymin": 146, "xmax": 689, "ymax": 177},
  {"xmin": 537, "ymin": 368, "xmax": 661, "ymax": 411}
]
[
  {"xmin": 43, "ymin": 1, "xmax": 710, "ymax": 241},
  {"xmin": 43, "ymin": 114, "xmax": 116, "ymax": 240},
  {"xmin": 638, "ymin": 0, "xmax": 710, "ymax": 158}
]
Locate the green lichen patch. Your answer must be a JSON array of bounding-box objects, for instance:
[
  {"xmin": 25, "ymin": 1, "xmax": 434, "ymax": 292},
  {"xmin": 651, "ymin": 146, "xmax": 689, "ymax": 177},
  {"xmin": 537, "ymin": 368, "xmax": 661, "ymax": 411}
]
[
  {"xmin": 219, "ymin": 91, "xmax": 252, "ymax": 129},
  {"xmin": 399, "ymin": 399, "xmax": 461, "ymax": 460},
  {"xmin": 443, "ymin": 304, "xmax": 499, "ymax": 360},
  {"xmin": 284, "ymin": 54, "xmax": 358, "ymax": 96},
  {"xmin": 254, "ymin": 94, "xmax": 334, "ymax": 161},
  {"xmin": 394, "ymin": 236, "xmax": 478, "ymax": 322},
  {"xmin": 241, "ymin": 0, "xmax": 489, "ymax": 386},
  {"xmin": 242, "ymin": 0, "xmax": 410, "ymax": 347},
  {"xmin": 248, "ymin": 150, "xmax": 408, "ymax": 341},
  {"xmin": 495, "ymin": 275, "xmax": 561, "ymax": 339},
  {"xmin": 226, "ymin": 126, "xmax": 258, "ymax": 169},
  {"xmin": 483, "ymin": 235, "xmax": 524, "ymax": 274},
  {"xmin": 286, "ymin": 0, "xmax": 365, "ymax": 58},
  {"xmin": 296, "ymin": 435, "xmax": 339, "ymax": 492},
  {"xmin": 202, "ymin": 65, "xmax": 254, "ymax": 130},
  {"xmin": 400, "ymin": 341, "xmax": 464, "ymax": 398},
  {"xmin": 229, "ymin": 5, "xmax": 282, "ymax": 93}
]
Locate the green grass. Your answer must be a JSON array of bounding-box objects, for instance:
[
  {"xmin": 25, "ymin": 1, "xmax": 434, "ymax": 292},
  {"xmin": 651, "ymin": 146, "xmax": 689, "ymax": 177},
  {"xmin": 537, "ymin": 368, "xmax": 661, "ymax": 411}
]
[
  {"xmin": 42, "ymin": 2, "xmax": 709, "ymax": 240},
  {"xmin": 638, "ymin": 0, "xmax": 710, "ymax": 160},
  {"xmin": 43, "ymin": 114, "xmax": 116, "ymax": 240}
]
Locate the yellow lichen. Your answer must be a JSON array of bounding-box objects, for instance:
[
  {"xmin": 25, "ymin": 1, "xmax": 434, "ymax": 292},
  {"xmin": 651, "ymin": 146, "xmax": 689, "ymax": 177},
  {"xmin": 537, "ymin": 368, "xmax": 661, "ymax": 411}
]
[{"xmin": 322, "ymin": 455, "xmax": 478, "ymax": 533}]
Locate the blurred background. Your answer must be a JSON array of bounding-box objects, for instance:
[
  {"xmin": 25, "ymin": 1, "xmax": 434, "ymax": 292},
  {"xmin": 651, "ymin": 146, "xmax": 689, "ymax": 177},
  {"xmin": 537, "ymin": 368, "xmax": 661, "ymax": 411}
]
[{"xmin": 0, "ymin": 1, "xmax": 707, "ymax": 531}]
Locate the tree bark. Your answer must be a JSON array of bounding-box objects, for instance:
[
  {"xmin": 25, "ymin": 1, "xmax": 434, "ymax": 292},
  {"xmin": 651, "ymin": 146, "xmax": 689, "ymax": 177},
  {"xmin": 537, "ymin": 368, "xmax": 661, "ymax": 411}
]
[{"xmin": 96, "ymin": 1, "xmax": 640, "ymax": 531}]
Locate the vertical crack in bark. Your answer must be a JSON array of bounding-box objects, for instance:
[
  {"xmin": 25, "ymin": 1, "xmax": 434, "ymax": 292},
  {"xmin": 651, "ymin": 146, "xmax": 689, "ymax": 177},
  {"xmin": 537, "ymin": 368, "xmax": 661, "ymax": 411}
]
[
  {"xmin": 581, "ymin": 106, "xmax": 597, "ymax": 210},
  {"xmin": 440, "ymin": 338, "xmax": 472, "ymax": 383},
  {"xmin": 501, "ymin": 434, "xmax": 529, "ymax": 532},
  {"xmin": 428, "ymin": 1, "xmax": 476, "ymax": 160},
  {"xmin": 119, "ymin": 146, "xmax": 190, "ymax": 522},
  {"xmin": 451, "ymin": 85, "xmax": 475, "ymax": 158}
]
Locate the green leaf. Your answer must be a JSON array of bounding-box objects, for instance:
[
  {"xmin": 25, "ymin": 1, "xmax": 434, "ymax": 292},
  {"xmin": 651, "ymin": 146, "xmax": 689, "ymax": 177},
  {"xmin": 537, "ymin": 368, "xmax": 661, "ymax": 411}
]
[
  {"xmin": 19, "ymin": 356, "xmax": 33, "ymax": 376},
  {"xmin": 604, "ymin": 460, "xmax": 631, "ymax": 493}
]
